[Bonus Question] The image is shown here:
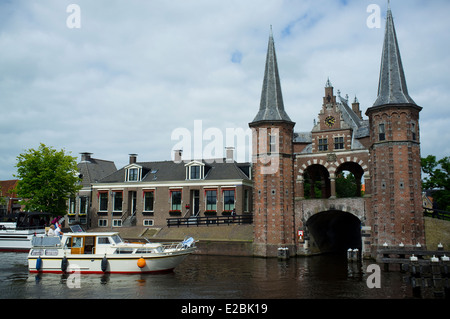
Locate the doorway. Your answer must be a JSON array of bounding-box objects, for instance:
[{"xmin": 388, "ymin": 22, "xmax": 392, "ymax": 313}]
[
  {"xmin": 128, "ymin": 191, "xmax": 137, "ymax": 216},
  {"xmin": 191, "ymin": 190, "xmax": 200, "ymax": 217}
]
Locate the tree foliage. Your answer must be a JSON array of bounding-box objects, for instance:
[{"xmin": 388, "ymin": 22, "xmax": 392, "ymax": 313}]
[
  {"xmin": 14, "ymin": 143, "xmax": 82, "ymax": 215},
  {"xmin": 421, "ymin": 155, "xmax": 450, "ymax": 211},
  {"xmin": 336, "ymin": 172, "xmax": 359, "ymax": 198}
]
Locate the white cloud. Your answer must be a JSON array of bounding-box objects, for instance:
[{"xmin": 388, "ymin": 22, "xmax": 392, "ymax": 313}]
[{"xmin": 0, "ymin": 0, "xmax": 449, "ymax": 179}]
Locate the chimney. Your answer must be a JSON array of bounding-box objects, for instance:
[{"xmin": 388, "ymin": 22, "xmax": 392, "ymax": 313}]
[
  {"xmin": 174, "ymin": 150, "xmax": 183, "ymax": 163},
  {"xmin": 129, "ymin": 154, "xmax": 137, "ymax": 164},
  {"xmin": 352, "ymin": 96, "xmax": 363, "ymax": 120},
  {"xmin": 225, "ymin": 147, "xmax": 235, "ymax": 163},
  {"xmin": 80, "ymin": 152, "xmax": 92, "ymax": 162}
]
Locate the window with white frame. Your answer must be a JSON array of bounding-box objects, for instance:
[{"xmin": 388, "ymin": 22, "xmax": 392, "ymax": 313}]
[
  {"xmin": 143, "ymin": 219, "xmax": 154, "ymax": 226},
  {"xmin": 269, "ymin": 134, "xmax": 277, "ymax": 153},
  {"xmin": 68, "ymin": 197, "xmax": 76, "ymax": 214},
  {"xmin": 98, "ymin": 219, "xmax": 108, "ymax": 227},
  {"xmin": 205, "ymin": 189, "xmax": 217, "ymax": 211},
  {"xmin": 128, "ymin": 168, "xmax": 138, "ymax": 181},
  {"xmin": 190, "ymin": 165, "xmax": 201, "ymax": 179},
  {"xmin": 79, "ymin": 196, "xmax": 88, "ymax": 215},
  {"xmin": 223, "ymin": 189, "xmax": 235, "ymax": 211},
  {"xmin": 334, "ymin": 137, "xmax": 344, "ymax": 150},
  {"xmin": 170, "ymin": 190, "xmax": 182, "ymax": 211},
  {"xmin": 125, "ymin": 165, "xmax": 142, "ymax": 182},
  {"xmin": 113, "ymin": 191, "xmax": 123, "ymax": 212},
  {"xmin": 144, "ymin": 191, "xmax": 154, "ymax": 212},
  {"xmin": 99, "ymin": 192, "xmax": 108, "ymax": 211},
  {"xmin": 112, "ymin": 219, "xmax": 122, "ymax": 227},
  {"xmin": 318, "ymin": 138, "xmax": 328, "ymax": 151},
  {"xmin": 185, "ymin": 161, "xmax": 205, "ymax": 180}
]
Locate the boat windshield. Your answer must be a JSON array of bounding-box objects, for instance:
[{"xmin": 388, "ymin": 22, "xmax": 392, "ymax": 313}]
[{"xmin": 111, "ymin": 234, "xmax": 123, "ymax": 244}]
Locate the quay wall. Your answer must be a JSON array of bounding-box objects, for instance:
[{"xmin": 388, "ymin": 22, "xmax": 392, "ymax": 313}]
[
  {"xmin": 193, "ymin": 240, "xmax": 254, "ymax": 257},
  {"xmin": 89, "ymin": 217, "xmax": 450, "ymax": 257}
]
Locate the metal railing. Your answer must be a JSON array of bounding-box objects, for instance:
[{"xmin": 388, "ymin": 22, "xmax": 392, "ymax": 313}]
[
  {"xmin": 167, "ymin": 214, "xmax": 253, "ymax": 227},
  {"xmin": 424, "ymin": 208, "xmax": 450, "ymax": 221}
]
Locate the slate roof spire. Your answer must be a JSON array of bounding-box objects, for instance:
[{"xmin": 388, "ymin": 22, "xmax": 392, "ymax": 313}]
[
  {"xmin": 372, "ymin": 4, "xmax": 417, "ymax": 107},
  {"xmin": 251, "ymin": 26, "xmax": 293, "ymax": 125}
]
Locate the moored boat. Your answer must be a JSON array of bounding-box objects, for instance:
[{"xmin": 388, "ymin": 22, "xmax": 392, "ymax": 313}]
[
  {"xmin": 28, "ymin": 230, "xmax": 196, "ymax": 274},
  {"xmin": 0, "ymin": 212, "xmax": 52, "ymax": 252}
]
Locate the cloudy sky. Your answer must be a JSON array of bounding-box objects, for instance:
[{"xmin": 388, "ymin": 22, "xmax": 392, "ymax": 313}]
[{"xmin": 0, "ymin": 0, "xmax": 449, "ymax": 179}]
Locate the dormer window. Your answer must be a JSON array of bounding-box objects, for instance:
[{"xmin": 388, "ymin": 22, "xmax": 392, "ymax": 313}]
[
  {"xmin": 125, "ymin": 164, "xmax": 142, "ymax": 182},
  {"xmin": 129, "ymin": 168, "xmax": 138, "ymax": 181},
  {"xmin": 190, "ymin": 165, "xmax": 200, "ymax": 179},
  {"xmin": 185, "ymin": 161, "xmax": 205, "ymax": 180}
]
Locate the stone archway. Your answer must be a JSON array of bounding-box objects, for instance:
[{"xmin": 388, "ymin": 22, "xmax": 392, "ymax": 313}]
[
  {"xmin": 303, "ymin": 164, "xmax": 330, "ymax": 199},
  {"xmin": 335, "ymin": 162, "xmax": 365, "ymax": 198},
  {"xmin": 305, "ymin": 210, "xmax": 362, "ymax": 254}
]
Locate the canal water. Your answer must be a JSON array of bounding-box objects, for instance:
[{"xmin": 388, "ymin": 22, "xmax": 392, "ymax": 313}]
[{"xmin": 0, "ymin": 252, "xmax": 414, "ymax": 300}]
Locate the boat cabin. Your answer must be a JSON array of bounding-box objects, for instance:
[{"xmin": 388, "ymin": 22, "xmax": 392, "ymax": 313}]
[
  {"xmin": 61, "ymin": 232, "xmax": 124, "ymax": 255},
  {"xmin": 59, "ymin": 232, "xmax": 164, "ymax": 255}
]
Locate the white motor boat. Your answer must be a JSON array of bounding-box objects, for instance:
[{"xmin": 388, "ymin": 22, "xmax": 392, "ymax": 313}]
[
  {"xmin": 28, "ymin": 230, "xmax": 196, "ymax": 274},
  {"xmin": 0, "ymin": 212, "xmax": 51, "ymax": 252}
]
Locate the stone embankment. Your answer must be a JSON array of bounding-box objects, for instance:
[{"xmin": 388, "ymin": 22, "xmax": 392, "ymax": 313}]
[{"xmin": 88, "ymin": 216, "xmax": 450, "ymax": 257}]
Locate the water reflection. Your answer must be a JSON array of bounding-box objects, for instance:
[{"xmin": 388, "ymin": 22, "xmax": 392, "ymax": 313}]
[{"xmin": 0, "ymin": 252, "xmax": 414, "ymax": 299}]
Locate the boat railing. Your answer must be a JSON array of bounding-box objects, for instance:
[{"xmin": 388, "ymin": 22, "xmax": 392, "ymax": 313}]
[
  {"xmin": 31, "ymin": 236, "xmax": 62, "ymax": 247},
  {"xmin": 163, "ymin": 237, "xmax": 196, "ymax": 251},
  {"xmin": 119, "ymin": 237, "xmax": 196, "ymax": 254}
]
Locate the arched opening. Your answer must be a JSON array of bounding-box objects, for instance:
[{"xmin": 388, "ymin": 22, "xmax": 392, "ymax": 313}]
[
  {"xmin": 306, "ymin": 210, "xmax": 362, "ymax": 254},
  {"xmin": 303, "ymin": 165, "xmax": 330, "ymax": 199},
  {"xmin": 335, "ymin": 162, "xmax": 365, "ymax": 198}
]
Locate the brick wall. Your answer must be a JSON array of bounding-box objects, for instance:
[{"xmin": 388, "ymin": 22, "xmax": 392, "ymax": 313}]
[{"xmin": 366, "ymin": 105, "xmax": 425, "ymax": 250}]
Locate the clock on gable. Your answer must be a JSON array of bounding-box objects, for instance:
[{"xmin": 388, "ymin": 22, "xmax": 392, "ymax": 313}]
[{"xmin": 325, "ymin": 116, "xmax": 336, "ymax": 127}]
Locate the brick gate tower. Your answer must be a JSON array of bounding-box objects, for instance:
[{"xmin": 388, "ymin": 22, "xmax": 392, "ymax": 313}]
[
  {"xmin": 249, "ymin": 5, "xmax": 425, "ymax": 258},
  {"xmin": 249, "ymin": 28, "xmax": 296, "ymax": 257},
  {"xmin": 365, "ymin": 5, "xmax": 426, "ymax": 250}
]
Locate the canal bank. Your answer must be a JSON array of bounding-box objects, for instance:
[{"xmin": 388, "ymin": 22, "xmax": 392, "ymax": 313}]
[
  {"xmin": 89, "ymin": 224, "xmax": 254, "ymax": 257},
  {"xmin": 88, "ymin": 216, "xmax": 450, "ymax": 257},
  {"xmin": 151, "ymin": 224, "xmax": 254, "ymax": 256}
]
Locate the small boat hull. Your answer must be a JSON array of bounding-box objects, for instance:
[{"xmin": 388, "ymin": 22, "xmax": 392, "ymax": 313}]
[{"xmin": 28, "ymin": 249, "xmax": 195, "ymax": 274}]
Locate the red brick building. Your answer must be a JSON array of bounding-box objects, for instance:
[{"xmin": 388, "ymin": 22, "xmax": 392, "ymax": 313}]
[
  {"xmin": 89, "ymin": 152, "xmax": 252, "ymax": 229},
  {"xmin": 0, "ymin": 180, "xmax": 22, "ymax": 216},
  {"xmin": 250, "ymin": 7, "xmax": 425, "ymax": 258}
]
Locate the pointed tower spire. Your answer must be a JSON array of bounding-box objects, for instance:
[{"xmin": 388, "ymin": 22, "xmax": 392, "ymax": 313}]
[
  {"xmin": 251, "ymin": 27, "xmax": 293, "ymax": 124},
  {"xmin": 372, "ymin": 5, "xmax": 416, "ymax": 107},
  {"xmin": 373, "ymin": 2, "xmax": 416, "ymax": 106}
]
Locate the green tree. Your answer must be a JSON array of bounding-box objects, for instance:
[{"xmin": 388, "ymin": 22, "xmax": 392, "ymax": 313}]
[
  {"xmin": 421, "ymin": 155, "xmax": 450, "ymax": 211},
  {"xmin": 336, "ymin": 172, "xmax": 359, "ymax": 198},
  {"xmin": 14, "ymin": 143, "xmax": 82, "ymax": 216}
]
